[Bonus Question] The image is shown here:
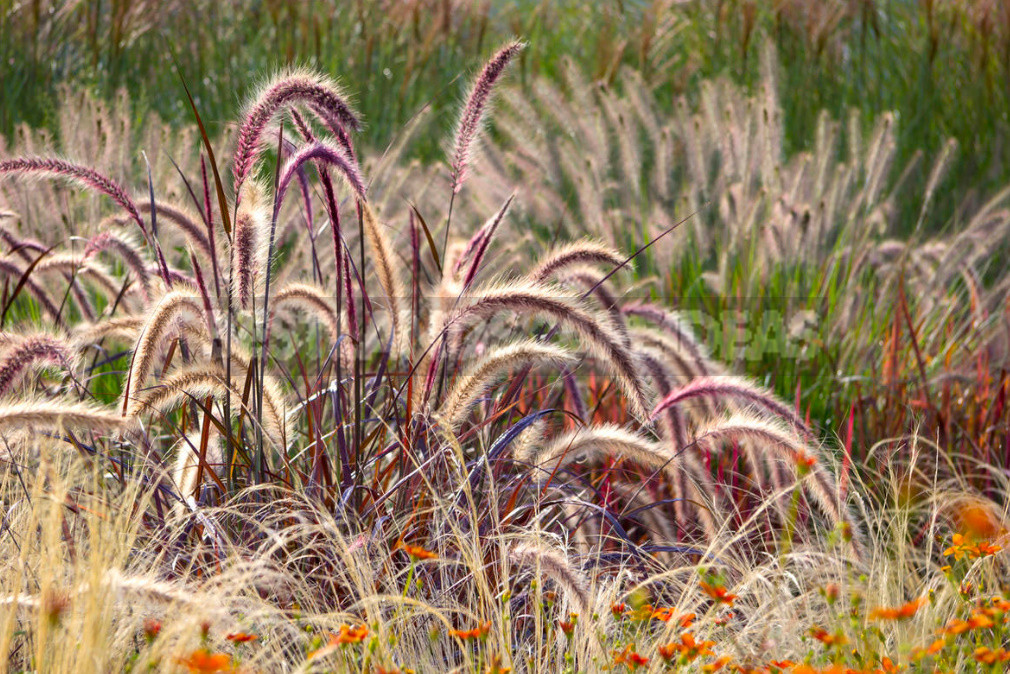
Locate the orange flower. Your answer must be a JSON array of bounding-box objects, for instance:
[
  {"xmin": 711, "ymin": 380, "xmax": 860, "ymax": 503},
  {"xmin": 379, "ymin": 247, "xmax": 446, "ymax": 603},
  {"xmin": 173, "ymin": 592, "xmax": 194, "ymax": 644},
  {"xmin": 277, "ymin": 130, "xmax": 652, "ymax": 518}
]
[
  {"xmin": 941, "ymin": 609, "xmax": 995, "ymax": 636},
  {"xmin": 790, "ymin": 666, "xmax": 848, "ymax": 674},
  {"xmin": 679, "ymin": 632, "xmax": 716, "ymax": 661},
  {"xmin": 977, "ymin": 541, "xmax": 1002, "ymax": 556},
  {"xmin": 869, "ymin": 597, "xmax": 925, "ymax": 620},
  {"xmin": 699, "ymin": 581, "xmax": 738, "ymax": 605},
  {"xmin": 396, "ymin": 541, "xmax": 437, "ymax": 560},
  {"xmin": 612, "ymin": 645, "xmax": 648, "ymax": 668},
  {"xmin": 143, "ymin": 618, "xmax": 162, "ymax": 640},
  {"xmin": 647, "ymin": 606, "xmax": 694, "ymax": 626},
  {"xmin": 912, "ymin": 638, "xmax": 947, "ymax": 659},
  {"xmin": 974, "ymin": 646, "xmax": 1010, "ymax": 665},
  {"xmin": 176, "ymin": 649, "xmax": 233, "ymax": 673},
  {"xmin": 678, "ymin": 612, "xmax": 697, "ymax": 628},
  {"xmin": 558, "ymin": 614, "xmax": 577, "ymax": 636},
  {"xmin": 991, "ymin": 596, "xmax": 1010, "ymax": 612},
  {"xmin": 449, "ymin": 620, "xmax": 490, "ymax": 640},
  {"xmin": 658, "ymin": 632, "xmax": 716, "ymax": 663},
  {"xmin": 331, "ymin": 624, "xmax": 369, "ymax": 645},
  {"xmin": 307, "ymin": 624, "xmax": 370, "ymax": 660},
  {"xmin": 703, "ymin": 655, "xmax": 733, "ymax": 672},
  {"xmin": 611, "ymin": 602, "xmax": 628, "ymax": 618},
  {"xmin": 940, "ymin": 532, "xmax": 999, "ymax": 561},
  {"xmin": 225, "ymin": 632, "xmax": 258, "ymax": 643},
  {"xmin": 878, "ymin": 656, "xmax": 900, "ymax": 673},
  {"xmin": 810, "ymin": 626, "xmax": 848, "ymax": 647},
  {"xmin": 795, "ymin": 451, "xmax": 817, "ymax": 472},
  {"xmin": 944, "ymin": 533, "xmax": 973, "ymax": 560}
]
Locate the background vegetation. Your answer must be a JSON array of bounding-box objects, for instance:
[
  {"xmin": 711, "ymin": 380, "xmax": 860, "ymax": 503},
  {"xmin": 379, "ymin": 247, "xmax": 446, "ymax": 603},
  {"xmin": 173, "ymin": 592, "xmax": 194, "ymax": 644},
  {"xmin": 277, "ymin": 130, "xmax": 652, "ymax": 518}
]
[
  {"xmin": 4, "ymin": 0, "xmax": 1010, "ymax": 231},
  {"xmin": 1, "ymin": 1, "xmax": 1009, "ymax": 672}
]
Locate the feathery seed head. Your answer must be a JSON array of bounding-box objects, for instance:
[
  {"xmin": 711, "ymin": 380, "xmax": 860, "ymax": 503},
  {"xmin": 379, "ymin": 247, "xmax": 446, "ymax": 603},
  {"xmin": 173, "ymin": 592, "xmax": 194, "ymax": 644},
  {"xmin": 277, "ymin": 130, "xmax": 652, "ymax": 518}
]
[
  {"xmin": 233, "ymin": 70, "xmax": 360, "ymax": 195},
  {"xmin": 450, "ymin": 40, "xmax": 525, "ymax": 193}
]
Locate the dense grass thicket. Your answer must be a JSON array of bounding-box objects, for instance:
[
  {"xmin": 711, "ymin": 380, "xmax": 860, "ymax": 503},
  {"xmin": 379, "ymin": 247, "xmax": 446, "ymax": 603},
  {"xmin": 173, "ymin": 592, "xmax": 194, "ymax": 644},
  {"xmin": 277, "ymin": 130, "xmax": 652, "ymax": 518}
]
[
  {"xmin": 4, "ymin": 0, "xmax": 1010, "ymax": 232},
  {"xmin": 0, "ymin": 3, "xmax": 1009, "ymax": 674}
]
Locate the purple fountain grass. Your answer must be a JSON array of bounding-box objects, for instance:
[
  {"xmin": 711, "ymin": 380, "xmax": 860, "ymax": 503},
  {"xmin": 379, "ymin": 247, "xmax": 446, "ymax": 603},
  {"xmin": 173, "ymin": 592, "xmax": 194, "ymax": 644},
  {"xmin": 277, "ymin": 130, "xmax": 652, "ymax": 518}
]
[
  {"xmin": 0, "ymin": 223, "xmax": 47, "ymax": 260},
  {"xmin": 449, "ymin": 40, "xmax": 525, "ymax": 194},
  {"xmin": 233, "ymin": 71, "xmax": 360, "ymax": 196},
  {"xmin": 0, "ymin": 399, "xmax": 123, "ymax": 433},
  {"xmin": 693, "ymin": 414, "xmax": 860, "ymax": 553},
  {"xmin": 82, "ymin": 231, "xmax": 152, "ymax": 302},
  {"xmin": 122, "ymin": 291, "xmax": 208, "ymax": 415},
  {"xmin": 446, "ymin": 280, "xmax": 651, "ymax": 419},
  {"xmin": 652, "ymin": 375, "xmax": 816, "ymax": 440},
  {"xmin": 268, "ymin": 282, "xmax": 341, "ymax": 343},
  {"xmin": 622, "ymin": 301, "xmax": 712, "ymax": 376},
  {"xmin": 129, "ymin": 365, "xmax": 286, "ymax": 448},
  {"xmin": 274, "ymin": 141, "xmax": 365, "ymax": 212},
  {"xmin": 232, "ymin": 209, "xmax": 260, "ymax": 310},
  {"xmin": 530, "ymin": 240, "xmax": 625, "ymax": 284},
  {"xmin": 562, "ymin": 269, "xmax": 629, "ymax": 347},
  {"xmin": 307, "ymin": 104, "xmax": 358, "ymax": 162},
  {"xmin": 0, "ymin": 334, "xmax": 75, "ymax": 397},
  {"xmin": 510, "ymin": 542, "xmax": 591, "ymax": 616},
  {"xmin": 636, "ymin": 350, "xmax": 690, "ymax": 449},
  {"xmin": 460, "ymin": 193, "xmax": 514, "ymax": 289},
  {"xmin": 137, "ymin": 202, "xmax": 213, "ymax": 261},
  {"xmin": 0, "ymin": 157, "xmax": 144, "ymax": 235}
]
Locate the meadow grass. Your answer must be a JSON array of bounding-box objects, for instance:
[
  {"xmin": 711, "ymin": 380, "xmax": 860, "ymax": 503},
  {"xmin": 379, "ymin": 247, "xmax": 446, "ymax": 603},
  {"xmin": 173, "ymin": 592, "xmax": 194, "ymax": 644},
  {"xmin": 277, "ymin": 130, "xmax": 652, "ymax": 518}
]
[
  {"xmin": 0, "ymin": 5, "xmax": 1009, "ymax": 674},
  {"xmin": 4, "ymin": 1, "xmax": 1010, "ymax": 234}
]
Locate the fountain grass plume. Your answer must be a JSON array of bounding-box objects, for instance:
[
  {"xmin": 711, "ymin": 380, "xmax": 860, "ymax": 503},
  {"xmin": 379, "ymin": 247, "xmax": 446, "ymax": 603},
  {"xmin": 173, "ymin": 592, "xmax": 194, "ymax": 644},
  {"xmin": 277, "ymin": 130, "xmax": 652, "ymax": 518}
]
[
  {"xmin": 562, "ymin": 269, "xmax": 629, "ymax": 347},
  {"xmin": 0, "ymin": 399, "xmax": 122, "ymax": 433},
  {"xmin": 694, "ymin": 414, "xmax": 860, "ymax": 553},
  {"xmin": 450, "ymin": 40, "xmax": 525, "ymax": 194},
  {"xmin": 447, "ymin": 279, "xmax": 652, "ymax": 419},
  {"xmin": 652, "ymin": 375, "xmax": 816, "ymax": 440},
  {"xmin": 82, "ymin": 231, "xmax": 152, "ymax": 301},
  {"xmin": 530, "ymin": 240, "xmax": 626, "ymax": 284},
  {"xmin": 439, "ymin": 340, "xmax": 577, "ymax": 431},
  {"xmin": 275, "ymin": 140, "xmax": 365, "ymax": 204},
  {"xmin": 233, "ymin": 70, "xmax": 360, "ymax": 196},
  {"xmin": 636, "ymin": 349, "xmax": 690, "ymax": 448},
  {"xmin": 137, "ymin": 202, "xmax": 213, "ymax": 261},
  {"xmin": 71, "ymin": 316, "xmax": 145, "ymax": 347},
  {"xmin": 122, "ymin": 291, "xmax": 207, "ymax": 414},
  {"xmin": 35, "ymin": 254, "xmax": 123, "ymax": 302},
  {"xmin": 173, "ymin": 430, "xmax": 222, "ymax": 509},
  {"xmin": 623, "ymin": 301, "xmax": 711, "ymax": 376},
  {"xmin": 361, "ymin": 202, "xmax": 406, "ymax": 356},
  {"xmin": 460, "ymin": 193, "xmax": 514, "ymax": 289},
  {"xmin": 0, "ymin": 221, "xmax": 46, "ymax": 259},
  {"xmin": 510, "ymin": 542, "xmax": 591, "ymax": 616},
  {"xmin": 519, "ymin": 422, "xmax": 721, "ymax": 540},
  {"xmin": 270, "ymin": 282, "xmax": 341, "ymax": 342},
  {"xmin": 232, "ymin": 209, "xmax": 260, "ymax": 310},
  {"xmin": 0, "ymin": 157, "xmax": 144, "ymax": 235},
  {"xmin": 128, "ymin": 364, "xmax": 286, "ymax": 447},
  {"xmin": 0, "ymin": 333, "xmax": 75, "ymax": 397}
]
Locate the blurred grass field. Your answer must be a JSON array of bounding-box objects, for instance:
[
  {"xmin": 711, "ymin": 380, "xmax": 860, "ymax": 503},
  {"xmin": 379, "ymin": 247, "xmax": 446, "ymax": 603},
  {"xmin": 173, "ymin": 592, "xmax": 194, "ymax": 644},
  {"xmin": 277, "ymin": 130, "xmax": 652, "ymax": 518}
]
[{"xmin": 3, "ymin": 0, "xmax": 1009, "ymax": 233}]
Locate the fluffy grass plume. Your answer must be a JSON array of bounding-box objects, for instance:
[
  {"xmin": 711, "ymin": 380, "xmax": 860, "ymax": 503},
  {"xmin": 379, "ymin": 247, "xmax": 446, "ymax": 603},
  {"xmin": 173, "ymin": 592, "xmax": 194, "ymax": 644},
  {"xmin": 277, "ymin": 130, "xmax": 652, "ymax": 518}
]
[
  {"xmin": 447, "ymin": 279, "xmax": 652, "ymax": 419},
  {"xmin": 450, "ymin": 40, "xmax": 525, "ymax": 193},
  {"xmin": 233, "ymin": 69, "xmax": 360, "ymax": 196}
]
